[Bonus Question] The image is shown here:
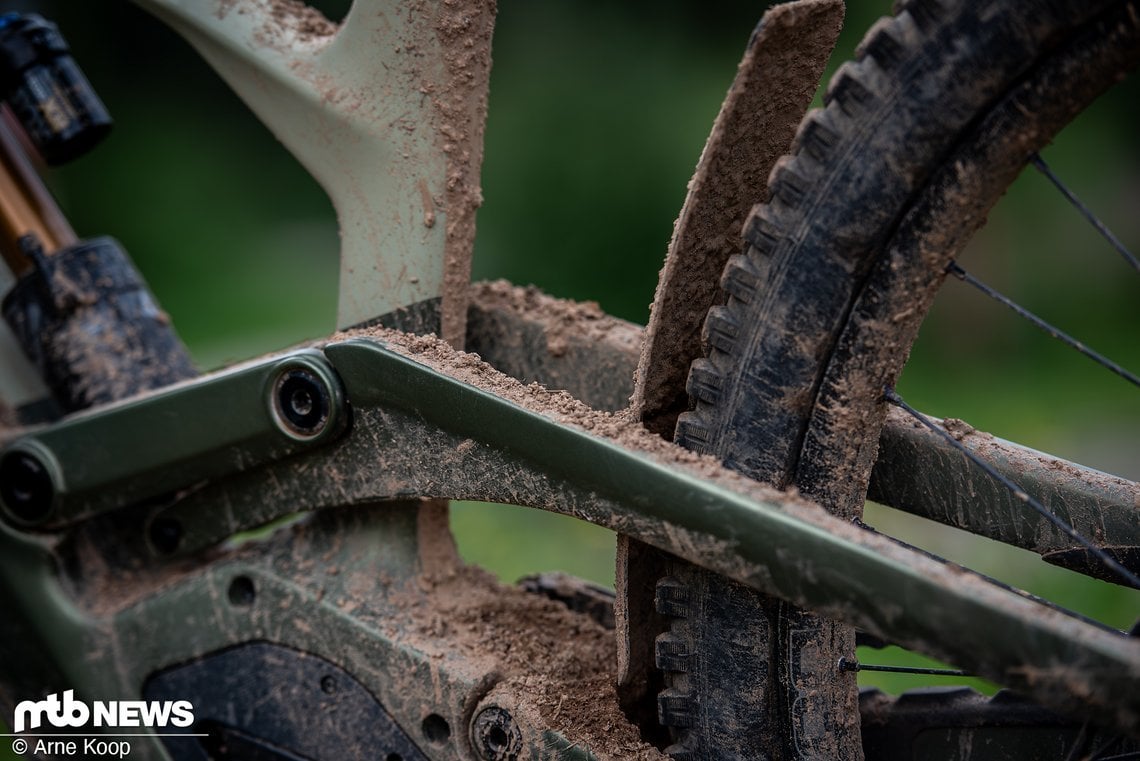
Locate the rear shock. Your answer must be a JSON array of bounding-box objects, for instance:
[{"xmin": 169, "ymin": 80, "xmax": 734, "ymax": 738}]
[{"xmin": 0, "ymin": 13, "xmax": 196, "ymax": 417}]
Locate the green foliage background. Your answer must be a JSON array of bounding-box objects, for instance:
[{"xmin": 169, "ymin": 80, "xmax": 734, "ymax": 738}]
[{"xmin": 18, "ymin": 0, "xmax": 1140, "ymax": 696}]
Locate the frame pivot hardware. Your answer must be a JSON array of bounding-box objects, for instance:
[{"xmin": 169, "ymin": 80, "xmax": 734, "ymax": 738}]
[
  {"xmin": 0, "ymin": 350, "xmax": 347, "ymax": 528},
  {"xmin": 118, "ymin": 337, "xmax": 1140, "ymax": 731}
]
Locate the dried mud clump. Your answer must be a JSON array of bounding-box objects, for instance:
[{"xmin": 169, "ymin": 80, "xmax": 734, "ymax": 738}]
[
  {"xmin": 267, "ymin": 0, "xmax": 337, "ymax": 40},
  {"xmin": 427, "ymin": 0, "xmax": 496, "ymax": 348},
  {"xmin": 472, "ymin": 280, "xmax": 625, "ymax": 356},
  {"xmin": 394, "ymin": 565, "xmax": 666, "ymax": 759}
]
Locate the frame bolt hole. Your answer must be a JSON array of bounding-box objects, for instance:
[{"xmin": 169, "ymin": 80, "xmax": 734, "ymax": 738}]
[
  {"xmin": 148, "ymin": 517, "xmax": 183, "ymax": 554},
  {"xmin": 227, "ymin": 575, "xmax": 256, "ymax": 607},
  {"xmin": 421, "ymin": 713, "xmax": 450, "ymax": 745}
]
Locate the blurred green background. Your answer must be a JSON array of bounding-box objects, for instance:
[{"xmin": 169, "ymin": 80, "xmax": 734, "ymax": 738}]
[{"xmin": 13, "ymin": 0, "xmax": 1140, "ymax": 697}]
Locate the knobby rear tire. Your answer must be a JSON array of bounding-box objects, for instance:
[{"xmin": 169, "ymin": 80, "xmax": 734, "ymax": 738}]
[{"xmin": 656, "ymin": 0, "xmax": 1140, "ymax": 757}]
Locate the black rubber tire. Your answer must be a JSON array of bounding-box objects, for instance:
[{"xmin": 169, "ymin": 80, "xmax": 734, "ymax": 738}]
[{"xmin": 657, "ymin": 1, "xmax": 1140, "ymax": 758}]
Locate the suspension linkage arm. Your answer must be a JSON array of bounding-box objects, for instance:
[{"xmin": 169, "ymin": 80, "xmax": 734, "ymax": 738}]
[{"xmin": 1, "ymin": 334, "xmax": 1138, "ymax": 733}]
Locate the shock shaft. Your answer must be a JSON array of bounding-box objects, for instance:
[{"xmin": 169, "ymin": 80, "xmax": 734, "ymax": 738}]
[{"xmin": 0, "ymin": 113, "xmax": 76, "ymax": 275}]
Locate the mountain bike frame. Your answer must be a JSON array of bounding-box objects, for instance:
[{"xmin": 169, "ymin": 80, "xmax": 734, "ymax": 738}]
[{"xmin": 0, "ymin": 1, "xmax": 1137, "ymax": 759}]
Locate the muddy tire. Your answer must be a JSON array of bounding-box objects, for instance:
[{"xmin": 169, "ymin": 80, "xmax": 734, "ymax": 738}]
[{"xmin": 658, "ymin": 1, "xmax": 1140, "ymax": 758}]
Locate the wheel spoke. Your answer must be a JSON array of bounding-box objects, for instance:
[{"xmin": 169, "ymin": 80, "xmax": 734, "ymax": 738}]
[
  {"xmin": 946, "ymin": 260, "xmax": 1140, "ymax": 389},
  {"xmin": 1030, "ymin": 153, "xmax": 1140, "ymax": 274},
  {"xmin": 870, "ymin": 406, "xmax": 1140, "ymax": 577},
  {"xmin": 884, "ymin": 387, "xmax": 1140, "ymax": 590},
  {"xmin": 838, "ymin": 658, "xmax": 969, "ymax": 677}
]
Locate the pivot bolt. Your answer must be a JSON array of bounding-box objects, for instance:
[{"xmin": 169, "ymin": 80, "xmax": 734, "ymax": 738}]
[
  {"xmin": 0, "ymin": 449, "xmax": 55, "ymax": 524},
  {"xmin": 471, "ymin": 706, "xmax": 521, "ymax": 761},
  {"xmin": 272, "ymin": 367, "xmax": 332, "ymax": 438}
]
